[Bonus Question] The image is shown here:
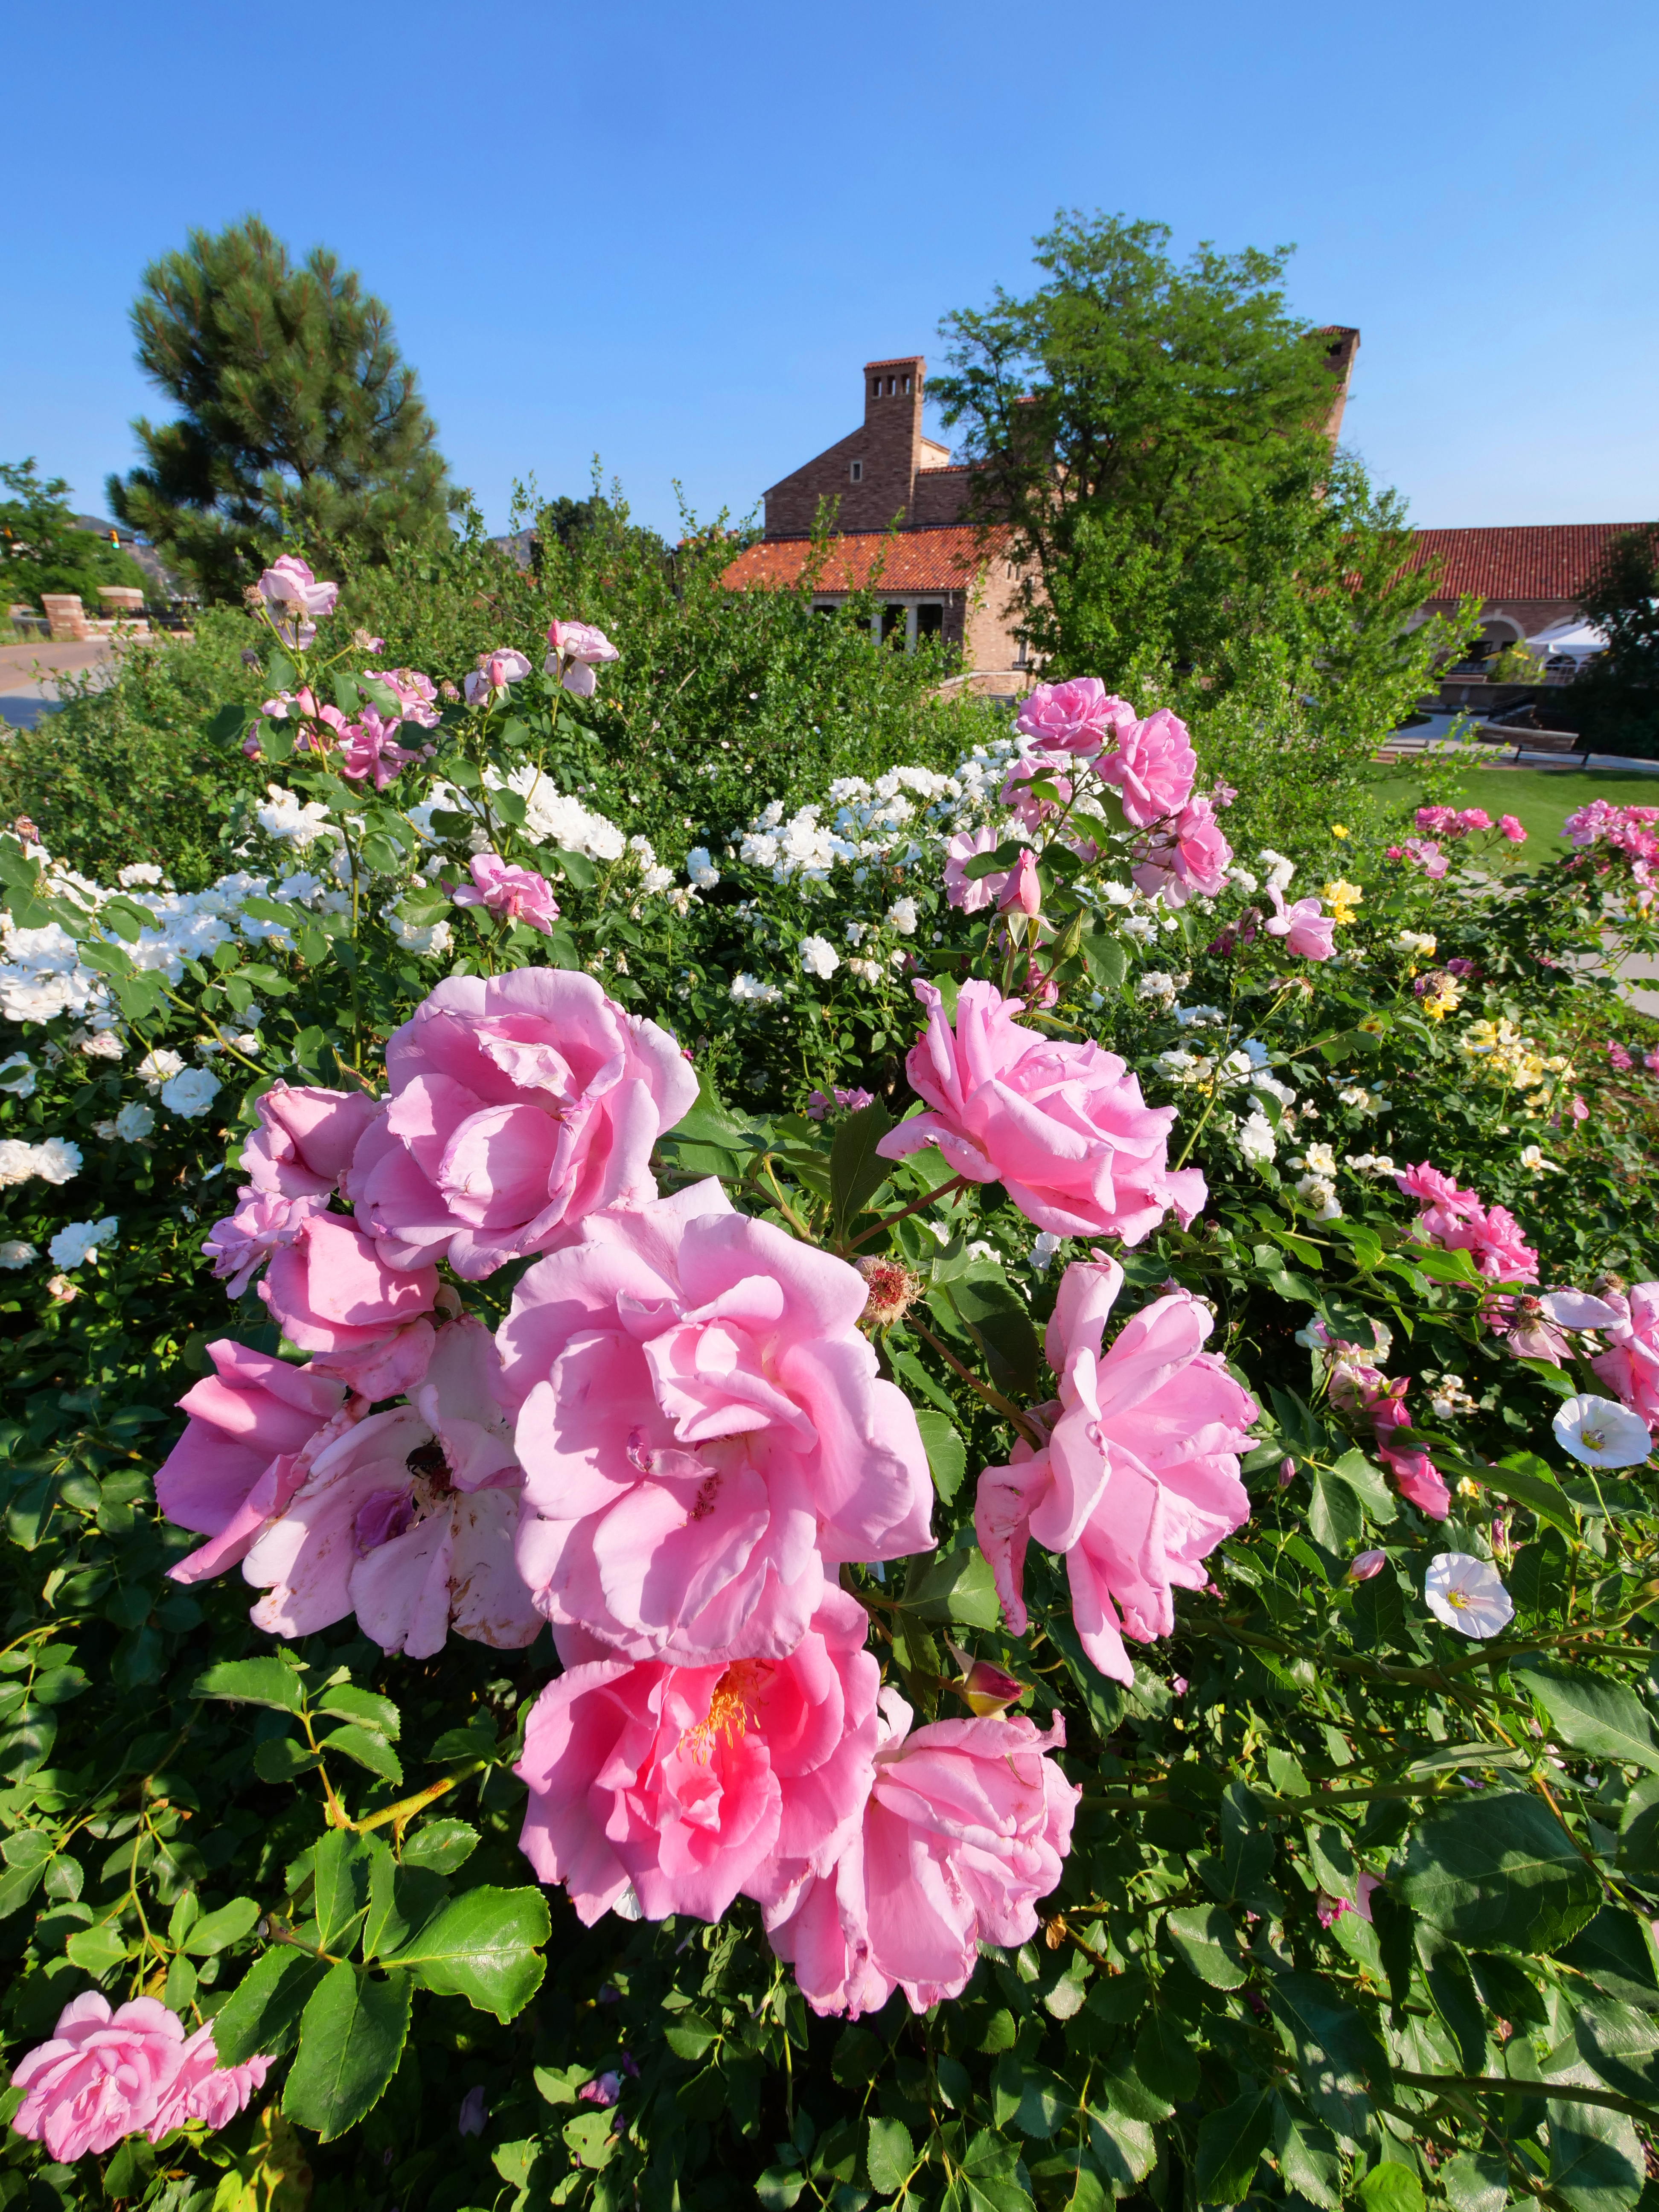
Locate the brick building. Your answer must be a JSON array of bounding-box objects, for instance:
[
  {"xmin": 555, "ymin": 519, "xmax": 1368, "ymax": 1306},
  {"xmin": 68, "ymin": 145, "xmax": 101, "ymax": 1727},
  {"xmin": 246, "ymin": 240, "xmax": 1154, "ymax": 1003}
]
[
  {"xmin": 1401, "ymin": 524, "xmax": 1638, "ymax": 657},
  {"xmin": 722, "ymin": 335, "xmax": 1363, "ymax": 699}
]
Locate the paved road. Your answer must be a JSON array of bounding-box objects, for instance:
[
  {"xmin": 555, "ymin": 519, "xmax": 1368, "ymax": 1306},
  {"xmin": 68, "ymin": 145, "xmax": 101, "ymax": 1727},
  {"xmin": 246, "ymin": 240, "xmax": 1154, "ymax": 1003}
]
[{"xmin": 0, "ymin": 638, "xmax": 122, "ymax": 730}]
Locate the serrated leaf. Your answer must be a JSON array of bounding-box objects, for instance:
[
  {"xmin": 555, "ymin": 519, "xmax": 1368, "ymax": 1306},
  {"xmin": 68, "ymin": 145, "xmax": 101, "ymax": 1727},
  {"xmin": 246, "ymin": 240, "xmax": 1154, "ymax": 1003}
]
[
  {"xmin": 282, "ymin": 1960, "xmax": 411, "ymax": 2142},
  {"xmin": 185, "ymin": 1896, "xmax": 260, "ymax": 1955},
  {"xmin": 309, "ymin": 1829, "xmax": 374, "ymax": 1952},
  {"xmin": 1265, "ymin": 1972, "xmax": 1391, "ymax": 2148},
  {"xmin": 212, "ymin": 1945, "xmax": 330, "ymax": 2066},
  {"xmin": 867, "ymin": 2114, "xmax": 914, "ymax": 2193},
  {"xmin": 665, "ymin": 2012, "xmax": 718, "ymax": 2061},
  {"xmin": 1195, "ymin": 2089, "xmax": 1273, "ymax": 2203},
  {"xmin": 65, "ymin": 1921, "xmax": 128, "ymax": 1976},
  {"xmin": 914, "ymin": 1408, "xmax": 967, "ymax": 1501},
  {"xmin": 401, "ymin": 1819, "xmax": 477, "ymax": 1875},
  {"xmin": 191, "ymin": 1657, "xmax": 307, "ymax": 1714},
  {"xmin": 831, "ymin": 1098, "xmax": 896, "ymax": 1236},
  {"xmin": 381, "ymin": 1883, "xmax": 549, "ymax": 2020},
  {"xmin": 319, "ymin": 1723, "xmax": 403, "ymax": 1783},
  {"xmin": 1398, "ymin": 1791, "xmax": 1602, "ymax": 1953},
  {"xmin": 1359, "ymin": 2166, "xmax": 1425, "ymax": 2212},
  {"xmin": 1440, "ymin": 2154, "xmax": 1510, "ymax": 2212},
  {"xmin": 314, "ymin": 1685, "xmax": 400, "ymax": 1740},
  {"xmin": 1162, "ymin": 1903, "xmax": 1248, "ymax": 1988}
]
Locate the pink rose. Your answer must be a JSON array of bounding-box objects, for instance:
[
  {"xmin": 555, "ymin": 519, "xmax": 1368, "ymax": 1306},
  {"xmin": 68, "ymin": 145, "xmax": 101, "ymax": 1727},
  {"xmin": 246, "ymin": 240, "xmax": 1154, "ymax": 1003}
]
[
  {"xmin": 997, "ymin": 848, "xmax": 1042, "ymax": 918},
  {"xmin": 242, "ymin": 1316, "xmax": 538, "ymax": 1656},
  {"xmin": 1263, "ymin": 886, "xmax": 1335, "ymax": 960},
  {"xmin": 1415, "ymin": 805, "xmax": 1458, "ymax": 837},
  {"xmin": 1014, "ymin": 678, "xmax": 1135, "ymax": 760},
  {"xmin": 156, "ymin": 1340, "xmax": 362, "ymax": 1585},
  {"xmin": 545, "ymin": 620, "xmax": 620, "ymax": 698},
  {"xmin": 974, "ymin": 1259, "xmax": 1257, "ymax": 1682},
  {"xmin": 338, "ymin": 706, "xmax": 419, "ymax": 790},
  {"xmin": 11, "ymin": 1993, "xmax": 185, "ymax": 2161},
  {"xmin": 1000, "ymin": 756, "xmax": 1071, "ymax": 832},
  {"xmin": 1403, "ymin": 837, "xmax": 1449, "ymax": 879},
  {"xmin": 515, "ymin": 1588, "xmax": 878, "ymax": 1924},
  {"xmin": 1394, "ymin": 1161, "xmax": 1479, "ymax": 1216},
  {"xmin": 942, "ymin": 824, "xmax": 1009, "ymax": 914},
  {"xmin": 1365, "ymin": 1384, "xmax": 1451, "ymax": 1518},
  {"xmin": 1097, "ymin": 708, "xmax": 1196, "ymax": 828},
  {"xmin": 147, "ymin": 2024, "xmax": 271, "ymax": 2139},
  {"xmin": 1404, "ymin": 1171, "xmax": 1540, "ymax": 1283},
  {"xmin": 1593, "ymin": 1283, "xmax": 1659, "ymax": 1432},
  {"xmin": 242, "ymin": 1081, "xmax": 383, "ymax": 1202},
  {"xmin": 257, "ymin": 555, "xmax": 338, "ymax": 631},
  {"xmin": 260, "ymin": 1210, "xmax": 439, "ymax": 1397},
  {"xmin": 365, "ymin": 666, "xmax": 441, "ymax": 728},
  {"xmin": 1458, "ymin": 808, "xmax": 1493, "ymax": 832},
  {"xmin": 764, "ymin": 1691, "xmax": 1078, "ymax": 2018},
  {"xmin": 346, "ymin": 969, "xmax": 698, "ymax": 1281},
  {"xmin": 499, "ymin": 1179, "xmax": 934, "ymax": 1665},
  {"xmin": 201, "ymin": 1188, "xmax": 324, "ymax": 1298},
  {"xmin": 1132, "ymin": 795, "xmax": 1233, "ymax": 907},
  {"xmin": 463, "ymin": 647, "xmax": 532, "ymax": 705},
  {"xmin": 450, "ymin": 852, "xmax": 561, "ymax": 935},
  {"xmin": 876, "ymin": 981, "xmax": 1207, "ymax": 1243}
]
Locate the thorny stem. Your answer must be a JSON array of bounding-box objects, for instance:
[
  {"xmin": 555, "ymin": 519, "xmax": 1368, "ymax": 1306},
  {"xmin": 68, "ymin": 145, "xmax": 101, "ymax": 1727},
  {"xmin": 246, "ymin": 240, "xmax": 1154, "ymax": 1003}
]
[
  {"xmin": 909, "ymin": 1318, "xmax": 1046, "ymax": 1448},
  {"xmin": 349, "ymin": 1761, "xmax": 489, "ymax": 1839},
  {"xmin": 843, "ymin": 1175, "xmax": 972, "ymax": 1253}
]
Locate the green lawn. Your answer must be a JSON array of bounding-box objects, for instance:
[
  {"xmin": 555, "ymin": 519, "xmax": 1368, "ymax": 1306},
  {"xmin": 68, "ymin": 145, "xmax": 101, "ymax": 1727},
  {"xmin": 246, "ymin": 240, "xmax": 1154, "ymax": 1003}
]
[{"xmin": 1366, "ymin": 763, "xmax": 1659, "ymax": 855}]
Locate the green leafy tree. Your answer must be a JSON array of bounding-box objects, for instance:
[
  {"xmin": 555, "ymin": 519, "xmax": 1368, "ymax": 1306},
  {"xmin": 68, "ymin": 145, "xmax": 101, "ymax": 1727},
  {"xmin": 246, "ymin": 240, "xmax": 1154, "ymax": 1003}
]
[
  {"xmin": 107, "ymin": 216, "xmax": 457, "ymax": 603},
  {"xmin": 0, "ymin": 460, "xmax": 149, "ymax": 623},
  {"xmin": 1569, "ymin": 523, "xmax": 1659, "ymax": 756}
]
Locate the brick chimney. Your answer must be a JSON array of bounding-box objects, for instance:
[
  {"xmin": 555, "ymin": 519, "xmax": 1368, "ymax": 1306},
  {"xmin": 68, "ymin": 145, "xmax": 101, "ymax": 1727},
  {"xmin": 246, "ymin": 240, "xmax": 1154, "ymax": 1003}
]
[{"xmin": 853, "ymin": 356, "xmax": 925, "ymax": 529}]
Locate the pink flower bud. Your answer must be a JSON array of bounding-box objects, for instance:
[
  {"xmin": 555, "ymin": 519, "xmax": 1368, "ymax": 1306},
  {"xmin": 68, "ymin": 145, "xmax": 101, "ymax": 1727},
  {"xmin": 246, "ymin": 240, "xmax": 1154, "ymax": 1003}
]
[
  {"xmin": 998, "ymin": 848, "xmax": 1042, "ymax": 918},
  {"xmin": 1278, "ymin": 1456, "xmax": 1296, "ymax": 1487},
  {"xmin": 1348, "ymin": 1548, "xmax": 1387, "ymax": 1581}
]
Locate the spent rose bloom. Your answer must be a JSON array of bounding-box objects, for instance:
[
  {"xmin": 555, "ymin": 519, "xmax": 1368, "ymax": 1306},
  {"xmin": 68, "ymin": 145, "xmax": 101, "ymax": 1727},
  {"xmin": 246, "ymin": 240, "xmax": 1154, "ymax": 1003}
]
[
  {"xmin": 764, "ymin": 1689, "xmax": 1079, "ymax": 2018},
  {"xmin": 10, "ymin": 1993, "xmax": 186, "ymax": 2160},
  {"xmin": 242, "ymin": 1081, "xmax": 383, "ymax": 1203},
  {"xmin": 515, "ymin": 1589, "xmax": 878, "ymax": 1924},
  {"xmin": 876, "ymin": 981, "xmax": 1207, "ymax": 1244},
  {"xmin": 260, "ymin": 1210, "xmax": 439, "ymax": 1399},
  {"xmin": 1097, "ymin": 708, "xmax": 1196, "ymax": 828},
  {"xmin": 242, "ymin": 1317, "xmax": 539, "ymax": 1656},
  {"xmin": 346, "ymin": 969, "xmax": 698, "ymax": 1281},
  {"xmin": 1014, "ymin": 678, "xmax": 1135, "ymax": 760},
  {"xmin": 1592, "ymin": 1282, "xmax": 1659, "ymax": 1430},
  {"xmin": 942, "ymin": 824, "xmax": 1011, "ymax": 914},
  {"xmin": 364, "ymin": 666, "xmax": 441, "ymax": 728},
  {"xmin": 146, "ymin": 2023, "xmax": 270, "ymax": 2139},
  {"xmin": 498, "ymin": 1179, "xmax": 934, "ymax": 1665},
  {"xmin": 157, "ymin": 1339, "xmax": 364, "ymax": 1586},
  {"xmin": 256, "ymin": 556, "xmax": 338, "ymax": 647},
  {"xmin": 975, "ymin": 1258, "xmax": 1257, "ymax": 1682},
  {"xmin": 546, "ymin": 619, "xmax": 621, "ymax": 696},
  {"xmin": 450, "ymin": 852, "xmax": 561, "ymax": 934},
  {"xmin": 1263, "ymin": 886, "xmax": 1336, "ymax": 961}
]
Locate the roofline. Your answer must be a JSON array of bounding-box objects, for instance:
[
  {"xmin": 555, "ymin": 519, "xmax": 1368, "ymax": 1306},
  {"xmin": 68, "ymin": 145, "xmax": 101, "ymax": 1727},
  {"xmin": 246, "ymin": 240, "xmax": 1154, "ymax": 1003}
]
[{"xmin": 863, "ymin": 355, "xmax": 925, "ymax": 371}]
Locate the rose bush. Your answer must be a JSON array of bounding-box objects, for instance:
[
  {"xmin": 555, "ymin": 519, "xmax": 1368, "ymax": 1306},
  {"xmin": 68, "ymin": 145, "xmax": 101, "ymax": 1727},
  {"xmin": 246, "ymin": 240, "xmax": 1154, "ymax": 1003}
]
[{"xmin": 0, "ymin": 561, "xmax": 1656, "ymax": 2212}]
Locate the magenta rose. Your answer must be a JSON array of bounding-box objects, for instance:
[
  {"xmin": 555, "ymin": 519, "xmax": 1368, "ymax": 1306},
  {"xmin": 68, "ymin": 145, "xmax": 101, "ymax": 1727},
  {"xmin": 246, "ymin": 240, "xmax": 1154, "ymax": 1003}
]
[
  {"xmin": 498, "ymin": 1179, "xmax": 934, "ymax": 1665},
  {"xmin": 260, "ymin": 1210, "xmax": 439, "ymax": 1398},
  {"xmin": 1097, "ymin": 708, "xmax": 1196, "ymax": 827},
  {"xmin": 10, "ymin": 1994, "xmax": 186, "ymax": 2161},
  {"xmin": 242, "ymin": 1081, "xmax": 383, "ymax": 1202},
  {"xmin": 764, "ymin": 1690, "xmax": 1078, "ymax": 2018},
  {"xmin": 975, "ymin": 1258, "xmax": 1257, "ymax": 1683},
  {"xmin": 1014, "ymin": 678, "xmax": 1135, "ymax": 760},
  {"xmin": 241, "ymin": 1317, "xmax": 538, "ymax": 1657},
  {"xmin": 347, "ymin": 969, "xmax": 697, "ymax": 1281},
  {"xmin": 876, "ymin": 980, "xmax": 1207, "ymax": 1243},
  {"xmin": 515, "ymin": 1588, "xmax": 878, "ymax": 1925},
  {"xmin": 157, "ymin": 1339, "xmax": 363, "ymax": 1587}
]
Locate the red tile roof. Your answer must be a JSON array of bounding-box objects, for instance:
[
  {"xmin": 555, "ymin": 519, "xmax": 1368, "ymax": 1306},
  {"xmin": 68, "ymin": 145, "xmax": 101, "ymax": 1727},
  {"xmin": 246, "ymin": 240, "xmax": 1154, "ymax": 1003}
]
[
  {"xmin": 722, "ymin": 526, "xmax": 1010, "ymax": 595},
  {"xmin": 1406, "ymin": 524, "xmax": 1642, "ymax": 603}
]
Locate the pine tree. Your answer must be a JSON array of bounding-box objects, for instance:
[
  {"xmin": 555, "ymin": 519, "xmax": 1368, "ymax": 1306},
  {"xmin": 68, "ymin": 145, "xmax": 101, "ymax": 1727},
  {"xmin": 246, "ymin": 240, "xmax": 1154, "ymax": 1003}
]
[{"xmin": 107, "ymin": 216, "xmax": 457, "ymax": 602}]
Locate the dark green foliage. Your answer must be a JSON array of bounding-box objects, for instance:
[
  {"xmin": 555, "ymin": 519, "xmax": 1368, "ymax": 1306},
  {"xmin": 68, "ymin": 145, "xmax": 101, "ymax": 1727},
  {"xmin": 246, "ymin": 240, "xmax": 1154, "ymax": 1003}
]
[
  {"xmin": 1568, "ymin": 524, "xmax": 1659, "ymax": 757},
  {"xmin": 107, "ymin": 215, "xmax": 457, "ymax": 602},
  {"xmin": 0, "ymin": 460, "xmax": 150, "ymax": 621}
]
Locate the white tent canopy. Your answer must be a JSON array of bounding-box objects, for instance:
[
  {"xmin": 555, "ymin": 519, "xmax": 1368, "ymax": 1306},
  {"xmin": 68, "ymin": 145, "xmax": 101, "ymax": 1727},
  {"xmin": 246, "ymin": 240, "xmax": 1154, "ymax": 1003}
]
[{"xmin": 1525, "ymin": 617, "xmax": 1608, "ymax": 669}]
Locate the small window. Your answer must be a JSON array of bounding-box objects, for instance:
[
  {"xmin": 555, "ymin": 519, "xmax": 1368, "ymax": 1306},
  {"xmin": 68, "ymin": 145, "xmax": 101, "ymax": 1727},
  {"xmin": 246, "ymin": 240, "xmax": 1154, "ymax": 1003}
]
[
  {"xmin": 887, "ymin": 376, "xmax": 896, "ymax": 395},
  {"xmin": 903, "ymin": 375, "xmax": 911, "ymax": 394},
  {"xmin": 881, "ymin": 604, "xmax": 907, "ymax": 645},
  {"xmin": 872, "ymin": 377, "xmax": 880, "ymax": 396},
  {"xmin": 849, "ymin": 460, "xmax": 863, "ymax": 483},
  {"xmin": 916, "ymin": 603, "xmax": 944, "ymax": 640}
]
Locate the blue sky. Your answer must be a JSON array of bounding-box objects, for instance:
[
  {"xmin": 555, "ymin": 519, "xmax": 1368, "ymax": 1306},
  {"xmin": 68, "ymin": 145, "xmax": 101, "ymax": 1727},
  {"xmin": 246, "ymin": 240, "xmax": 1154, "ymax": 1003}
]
[{"xmin": 7, "ymin": 0, "xmax": 1656, "ymax": 541}]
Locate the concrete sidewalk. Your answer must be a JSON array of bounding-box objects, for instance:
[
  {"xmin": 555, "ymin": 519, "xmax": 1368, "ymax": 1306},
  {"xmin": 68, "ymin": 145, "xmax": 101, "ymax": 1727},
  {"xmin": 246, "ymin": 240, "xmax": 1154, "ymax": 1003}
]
[
  {"xmin": 1381, "ymin": 713, "xmax": 1659, "ymax": 775},
  {"xmin": 0, "ymin": 638, "xmax": 123, "ymax": 730}
]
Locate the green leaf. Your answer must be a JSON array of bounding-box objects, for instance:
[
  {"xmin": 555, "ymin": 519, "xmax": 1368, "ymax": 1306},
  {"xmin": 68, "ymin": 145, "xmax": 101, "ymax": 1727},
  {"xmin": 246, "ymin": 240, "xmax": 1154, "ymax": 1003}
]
[
  {"xmin": 867, "ymin": 2115, "xmax": 914, "ymax": 2193},
  {"xmin": 1515, "ymin": 1661, "xmax": 1659, "ymax": 1773},
  {"xmin": 1548, "ymin": 2097, "xmax": 1646, "ymax": 2212},
  {"xmin": 830, "ymin": 1098, "xmax": 896, "ymax": 1235},
  {"xmin": 1133, "ymin": 2009, "xmax": 1198, "ymax": 2103},
  {"xmin": 1477, "ymin": 1455, "xmax": 1579, "ymax": 1537},
  {"xmin": 1265, "ymin": 1972, "xmax": 1391, "ymax": 2148},
  {"xmin": 1398, "ymin": 1791, "xmax": 1602, "ymax": 1953},
  {"xmin": 1359, "ymin": 2165, "xmax": 1425, "ymax": 2212},
  {"xmin": 282, "ymin": 1959, "xmax": 411, "ymax": 2142},
  {"xmin": 1308, "ymin": 1463, "xmax": 1363, "ymax": 1551},
  {"xmin": 401, "ymin": 1819, "xmax": 478, "ymax": 1875},
  {"xmin": 1162, "ymin": 1903, "xmax": 1248, "ymax": 1988},
  {"xmin": 212, "ymin": 1946, "xmax": 330, "ymax": 2066},
  {"xmin": 1195, "ymin": 2089, "xmax": 1273, "ymax": 2204},
  {"xmin": 253, "ymin": 1735, "xmax": 319, "ymax": 1784},
  {"xmin": 914, "ymin": 1409, "xmax": 967, "ymax": 1502},
  {"xmin": 0, "ymin": 1830, "xmax": 53, "ymax": 1919},
  {"xmin": 381, "ymin": 1883, "xmax": 549, "ymax": 2020},
  {"xmin": 309, "ymin": 1829, "xmax": 375, "ymax": 1952},
  {"xmin": 550, "ymin": 845, "xmax": 597, "ymax": 890},
  {"xmin": 191, "ymin": 1656, "xmax": 307, "ymax": 1714},
  {"xmin": 319, "ymin": 1723, "xmax": 404, "ymax": 1784},
  {"xmin": 665, "ymin": 2011, "xmax": 719, "ymax": 2062},
  {"xmin": 564, "ymin": 2109, "xmax": 620, "ymax": 2171},
  {"xmin": 943, "ymin": 1269, "xmax": 1041, "ymax": 1399},
  {"xmin": 1272, "ymin": 2096, "xmax": 1342, "ymax": 2210},
  {"xmin": 1440, "ymin": 2155, "xmax": 1511, "ymax": 2212},
  {"xmin": 65, "ymin": 1921, "xmax": 127, "ymax": 1976},
  {"xmin": 900, "ymin": 1545, "xmax": 1001, "ymax": 1630},
  {"xmin": 184, "ymin": 1896, "xmax": 259, "ymax": 1955},
  {"xmin": 990, "ymin": 2052, "xmax": 1066, "ymax": 2138}
]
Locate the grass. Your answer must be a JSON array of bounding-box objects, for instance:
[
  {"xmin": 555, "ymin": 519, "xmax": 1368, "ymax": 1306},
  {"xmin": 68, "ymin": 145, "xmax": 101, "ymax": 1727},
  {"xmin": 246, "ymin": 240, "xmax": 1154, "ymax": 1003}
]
[{"xmin": 1365, "ymin": 763, "xmax": 1659, "ymax": 855}]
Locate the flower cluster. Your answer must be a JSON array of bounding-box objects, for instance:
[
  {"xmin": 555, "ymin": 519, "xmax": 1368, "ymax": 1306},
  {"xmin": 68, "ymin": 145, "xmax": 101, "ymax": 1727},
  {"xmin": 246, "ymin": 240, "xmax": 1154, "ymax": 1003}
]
[
  {"xmin": 11, "ymin": 1994, "xmax": 269, "ymax": 2163},
  {"xmin": 1395, "ymin": 1161, "xmax": 1540, "ymax": 1284}
]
